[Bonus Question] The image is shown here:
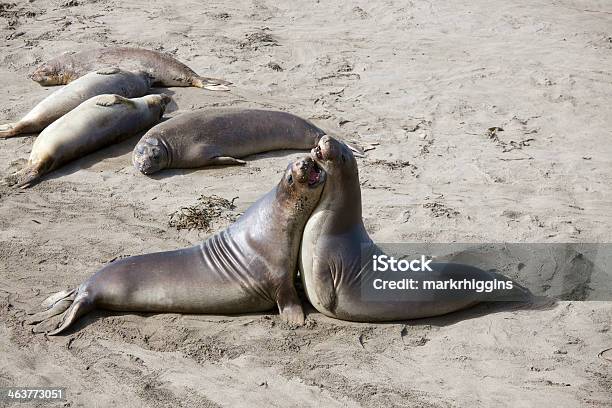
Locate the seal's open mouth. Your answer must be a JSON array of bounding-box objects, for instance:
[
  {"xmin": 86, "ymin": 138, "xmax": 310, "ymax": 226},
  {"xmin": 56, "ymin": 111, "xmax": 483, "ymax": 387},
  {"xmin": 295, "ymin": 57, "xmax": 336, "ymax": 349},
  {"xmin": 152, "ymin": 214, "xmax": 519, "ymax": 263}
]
[{"xmin": 308, "ymin": 163, "xmax": 323, "ymax": 187}]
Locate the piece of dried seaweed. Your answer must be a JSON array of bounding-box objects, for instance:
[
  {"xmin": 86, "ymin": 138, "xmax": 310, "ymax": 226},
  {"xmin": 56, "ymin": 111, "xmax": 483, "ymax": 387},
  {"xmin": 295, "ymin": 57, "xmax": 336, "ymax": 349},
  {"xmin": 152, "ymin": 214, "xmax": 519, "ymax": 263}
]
[{"xmin": 169, "ymin": 195, "xmax": 239, "ymax": 232}]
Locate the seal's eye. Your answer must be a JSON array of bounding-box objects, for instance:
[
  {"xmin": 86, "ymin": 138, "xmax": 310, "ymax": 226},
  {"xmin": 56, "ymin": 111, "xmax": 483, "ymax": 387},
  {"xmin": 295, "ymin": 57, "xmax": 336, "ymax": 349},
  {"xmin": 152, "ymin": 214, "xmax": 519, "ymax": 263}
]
[
  {"xmin": 341, "ymin": 154, "xmax": 347, "ymax": 163},
  {"xmin": 287, "ymin": 175, "xmax": 293, "ymax": 184}
]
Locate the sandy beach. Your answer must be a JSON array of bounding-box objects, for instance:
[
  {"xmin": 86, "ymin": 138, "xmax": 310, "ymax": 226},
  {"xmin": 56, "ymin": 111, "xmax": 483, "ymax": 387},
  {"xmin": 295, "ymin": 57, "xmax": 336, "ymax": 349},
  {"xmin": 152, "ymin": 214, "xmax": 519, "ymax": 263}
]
[{"xmin": 0, "ymin": 0, "xmax": 611, "ymax": 406}]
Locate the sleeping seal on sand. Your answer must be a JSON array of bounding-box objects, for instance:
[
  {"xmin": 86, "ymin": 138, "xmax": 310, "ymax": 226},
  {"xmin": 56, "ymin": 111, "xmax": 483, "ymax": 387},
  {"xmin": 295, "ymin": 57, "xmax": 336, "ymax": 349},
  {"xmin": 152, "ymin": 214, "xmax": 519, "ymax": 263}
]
[
  {"xmin": 6, "ymin": 93, "xmax": 169, "ymax": 188},
  {"xmin": 132, "ymin": 108, "xmax": 326, "ymax": 174},
  {"xmin": 0, "ymin": 68, "xmax": 151, "ymax": 139},
  {"xmin": 30, "ymin": 46, "xmax": 230, "ymax": 91},
  {"xmin": 29, "ymin": 156, "xmax": 326, "ymax": 334}
]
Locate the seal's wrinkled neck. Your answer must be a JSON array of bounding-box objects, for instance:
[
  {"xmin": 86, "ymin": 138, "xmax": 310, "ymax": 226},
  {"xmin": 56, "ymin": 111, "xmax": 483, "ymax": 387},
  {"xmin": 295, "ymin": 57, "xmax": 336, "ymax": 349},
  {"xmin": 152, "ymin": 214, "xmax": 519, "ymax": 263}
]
[{"xmin": 319, "ymin": 156, "xmax": 363, "ymax": 231}]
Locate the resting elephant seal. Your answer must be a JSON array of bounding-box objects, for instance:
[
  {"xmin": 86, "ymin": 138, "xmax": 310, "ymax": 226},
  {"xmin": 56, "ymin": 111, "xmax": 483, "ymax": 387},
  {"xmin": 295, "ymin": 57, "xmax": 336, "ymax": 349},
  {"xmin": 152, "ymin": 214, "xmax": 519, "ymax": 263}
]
[
  {"xmin": 6, "ymin": 93, "xmax": 169, "ymax": 188},
  {"xmin": 30, "ymin": 46, "xmax": 230, "ymax": 91},
  {"xmin": 132, "ymin": 108, "xmax": 326, "ymax": 174},
  {"xmin": 299, "ymin": 135, "xmax": 531, "ymax": 322},
  {"xmin": 0, "ymin": 68, "xmax": 151, "ymax": 139},
  {"xmin": 29, "ymin": 156, "xmax": 326, "ymax": 335}
]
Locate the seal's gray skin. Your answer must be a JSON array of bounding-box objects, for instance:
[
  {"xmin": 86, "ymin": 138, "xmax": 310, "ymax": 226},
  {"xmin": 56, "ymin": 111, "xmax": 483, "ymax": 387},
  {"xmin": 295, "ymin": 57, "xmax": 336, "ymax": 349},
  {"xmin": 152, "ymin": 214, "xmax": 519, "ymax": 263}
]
[
  {"xmin": 6, "ymin": 93, "xmax": 170, "ymax": 188},
  {"xmin": 0, "ymin": 69, "xmax": 151, "ymax": 139},
  {"xmin": 30, "ymin": 47, "xmax": 230, "ymax": 91},
  {"xmin": 29, "ymin": 157, "xmax": 326, "ymax": 335},
  {"xmin": 299, "ymin": 135, "xmax": 531, "ymax": 322},
  {"xmin": 132, "ymin": 108, "xmax": 326, "ymax": 174}
]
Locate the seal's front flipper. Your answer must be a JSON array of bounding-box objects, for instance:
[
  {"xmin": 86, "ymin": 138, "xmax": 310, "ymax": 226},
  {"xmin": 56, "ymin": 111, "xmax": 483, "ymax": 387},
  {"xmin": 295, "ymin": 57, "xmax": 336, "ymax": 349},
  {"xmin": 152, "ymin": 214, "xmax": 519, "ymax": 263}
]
[
  {"xmin": 95, "ymin": 94, "xmax": 136, "ymax": 108},
  {"xmin": 192, "ymin": 76, "xmax": 232, "ymax": 91},
  {"xmin": 276, "ymin": 283, "xmax": 305, "ymax": 326},
  {"xmin": 209, "ymin": 156, "xmax": 247, "ymax": 166},
  {"xmin": 95, "ymin": 67, "xmax": 121, "ymax": 75}
]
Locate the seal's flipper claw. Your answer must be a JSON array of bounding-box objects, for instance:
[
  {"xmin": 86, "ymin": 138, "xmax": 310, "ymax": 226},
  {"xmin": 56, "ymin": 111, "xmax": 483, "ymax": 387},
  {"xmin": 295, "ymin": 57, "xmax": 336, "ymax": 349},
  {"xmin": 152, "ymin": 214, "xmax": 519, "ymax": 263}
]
[{"xmin": 209, "ymin": 156, "xmax": 246, "ymax": 166}]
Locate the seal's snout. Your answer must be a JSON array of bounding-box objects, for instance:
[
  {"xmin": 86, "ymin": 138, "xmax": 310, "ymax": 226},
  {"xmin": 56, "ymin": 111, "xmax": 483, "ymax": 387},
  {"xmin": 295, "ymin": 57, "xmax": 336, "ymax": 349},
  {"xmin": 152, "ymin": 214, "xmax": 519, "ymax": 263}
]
[
  {"xmin": 289, "ymin": 157, "xmax": 324, "ymax": 188},
  {"xmin": 29, "ymin": 70, "xmax": 45, "ymax": 83},
  {"xmin": 30, "ymin": 64, "xmax": 58, "ymax": 85},
  {"xmin": 132, "ymin": 137, "xmax": 168, "ymax": 175},
  {"xmin": 312, "ymin": 135, "xmax": 332, "ymax": 162},
  {"xmin": 153, "ymin": 93, "xmax": 172, "ymax": 115}
]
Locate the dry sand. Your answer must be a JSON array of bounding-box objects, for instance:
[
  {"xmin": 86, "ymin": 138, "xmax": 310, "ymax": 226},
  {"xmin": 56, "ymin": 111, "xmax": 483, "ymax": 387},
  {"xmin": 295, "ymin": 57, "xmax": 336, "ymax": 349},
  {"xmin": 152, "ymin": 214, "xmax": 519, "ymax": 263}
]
[{"xmin": 1, "ymin": 0, "xmax": 611, "ymax": 406}]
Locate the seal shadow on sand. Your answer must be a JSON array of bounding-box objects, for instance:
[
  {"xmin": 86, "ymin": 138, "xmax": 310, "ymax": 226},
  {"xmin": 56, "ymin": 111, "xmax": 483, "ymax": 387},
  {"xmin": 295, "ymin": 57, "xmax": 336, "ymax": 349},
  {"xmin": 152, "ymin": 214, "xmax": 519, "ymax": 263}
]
[
  {"xmin": 33, "ymin": 295, "xmax": 558, "ymax": 336},
  {"xmin": 33, "ymin": 309, "xmax": 270, "ymax": 336},
  {"xmin": 298, "ymin": 296, "xmax": 558, "ymax": 328}
]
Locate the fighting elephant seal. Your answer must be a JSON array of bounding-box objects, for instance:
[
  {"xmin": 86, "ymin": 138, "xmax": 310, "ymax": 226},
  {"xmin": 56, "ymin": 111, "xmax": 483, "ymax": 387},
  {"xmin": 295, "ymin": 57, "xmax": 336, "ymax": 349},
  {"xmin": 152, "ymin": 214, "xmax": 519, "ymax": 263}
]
[
  {"xmin": 30, "ymin": 46, "xmax": 230, "ymax": 91},
  {"xmin": 299, "ymin": 135, "xmax": 531, "ymax": 322},
  {"xmin": 0, "ymin": 68, "xmax": 151, "ymax": 139},
  {"xmin": 29, "ymin": 156, "xmax": 326, "ymax": 335},
  {"xmin": 132, "ymin": 108, "xmax": 327, "ymax": 174},
  {"xmin": 6, "ymin": 93, "xmax": 169, "ymax": 188}
]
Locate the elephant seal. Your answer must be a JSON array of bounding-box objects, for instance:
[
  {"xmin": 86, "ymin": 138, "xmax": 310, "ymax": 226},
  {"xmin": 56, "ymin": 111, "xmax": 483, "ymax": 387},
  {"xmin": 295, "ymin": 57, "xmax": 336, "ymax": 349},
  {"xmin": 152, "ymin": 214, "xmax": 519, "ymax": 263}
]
[
  {"xmin": 6, "ymin": 93, "xmax": 169, "ymax": 188},
  {"xmin": 132, "ymin": 108, "xmax": 326, "ymax": 174},
  {"xmin": 30, "ymin": 46, "xmax": 230, "ymax": 91},
  {"xmin": 299, "ymin": 135, "xmax": 531, "ymax": 322},
  {"xmin": 29, "ymin": 156, "xmax": 326, "ymax": 335},
  {"xmin": 0, "ymin": 68, "xmax": 151, "ymax": 139}
]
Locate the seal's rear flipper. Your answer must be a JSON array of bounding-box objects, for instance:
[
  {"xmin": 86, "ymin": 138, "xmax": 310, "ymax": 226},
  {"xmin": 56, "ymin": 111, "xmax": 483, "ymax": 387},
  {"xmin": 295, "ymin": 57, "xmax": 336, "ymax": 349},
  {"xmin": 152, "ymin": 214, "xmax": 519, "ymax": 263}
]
[
  {"xmin": 27, "ymin": 288, "xmax": 76, "ymax": 325},
  {"xmin": 27, "ymin": 298, "xmax": 73, "ymax": 325},
  {"xmin": 0, "ymin": 122, "xmax": 24, "ymax": 139},
  {"xmin": 48, "ymin": 296, "xmax": 94, "ymax": 336},
  {"xmin": 41, "ymin": 288, "xmax": 76, "ymax": 309},
  {"xmin": 343, "ymin": 141, "xmax": 366, "ymax": 158},
  {"xmin": 4, "ymin": 165, "xmax": 42, "ymax": 189},
  {"xmin": 192, "ymin": 76, "xmax": 231, "ymax": 91},
  {"xmin": 209, "ymin": 156, "xmax": 247, "ymax": 166},
  {"xmin": 203, "ymin": 84, "xmax": 231, "ymax": 92}
]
